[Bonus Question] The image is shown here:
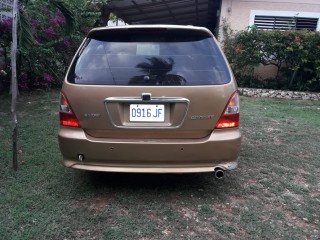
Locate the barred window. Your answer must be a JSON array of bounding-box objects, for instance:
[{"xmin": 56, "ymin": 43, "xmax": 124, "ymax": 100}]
[
  {"xmin": 250, "ymin": 11, "xmax": 320, "ymax": 32},
  {"xmin": 254, "ymin": 15, "xmax": 318, "ymax": 31}
]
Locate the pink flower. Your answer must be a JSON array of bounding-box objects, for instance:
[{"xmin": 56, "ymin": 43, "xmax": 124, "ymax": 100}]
[
  {"xmin": 295, "ymin": 36, "xmax": 300, "ymax": 42},
  {"xmin": 235, "ymin": 46, "xmax": 242, "ymax": 53},
  {"xmin": 50, "ymin": 15, "xmax": 65, "ymax": 26},
  {"xmin": 32, "ymin": 20, "xmax": 39, "ymax": 26},
  {"xmin": 0, "ymin": 17, "xmax": 12, "ymax": 31},
  {"xmin": 43, "ymin": 73, "xmax": 53, "ymax": 82},
  {"xmin": 63, "ymin": 38, "xmax": 71, "ymax": 47},
  {"xmin": 2, "ymin": 17, "xmax": 12, "ymax": 25},
  {"xmin": 46, "ymin": 27, "xmax": 55, "ymax": 35}
]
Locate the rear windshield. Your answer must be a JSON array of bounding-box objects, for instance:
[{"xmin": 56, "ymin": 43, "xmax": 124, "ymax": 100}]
[{"xmin": 67, "ymin": 29, "xmax": 231, "ymax": 86}]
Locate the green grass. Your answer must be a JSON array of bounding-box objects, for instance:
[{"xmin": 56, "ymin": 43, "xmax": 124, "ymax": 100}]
[{"xmin": 0, "ymin": 91, "xmax": 319, "ymax": 240}]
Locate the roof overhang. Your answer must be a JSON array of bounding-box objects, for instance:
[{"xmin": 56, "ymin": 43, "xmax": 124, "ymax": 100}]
[{"xmin": 108, "ymin": 0, "xmax": 221, "ymax": 31}]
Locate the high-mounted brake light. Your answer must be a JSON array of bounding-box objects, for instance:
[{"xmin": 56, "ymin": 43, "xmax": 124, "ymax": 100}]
[
  {"xmin": 215, "ymin": 91, "xmax": 240, "ymax": 129},
  {"xmin": 59, "ymin": 92, "xmax": 80, "ymax": 127}
]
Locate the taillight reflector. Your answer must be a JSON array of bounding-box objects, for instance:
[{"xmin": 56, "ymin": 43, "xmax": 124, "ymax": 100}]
[
  {"xmin": 59, "ymin": 92, "xmax": 80, "ymax": 127},
  {"xmin": 215, "ymin": 91, "xmax": 240, "ymax": 129}
]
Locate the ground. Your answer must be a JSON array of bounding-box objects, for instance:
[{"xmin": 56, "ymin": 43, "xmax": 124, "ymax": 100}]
[{"xmin": 0, "ymin": 91, "xmax": 319, "ymax": 239}]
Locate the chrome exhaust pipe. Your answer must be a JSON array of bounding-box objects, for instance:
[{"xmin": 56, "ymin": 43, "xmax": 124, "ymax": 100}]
[{"xmin": 214, "ymin": 168, "xmax": 225, "ymax": 179}]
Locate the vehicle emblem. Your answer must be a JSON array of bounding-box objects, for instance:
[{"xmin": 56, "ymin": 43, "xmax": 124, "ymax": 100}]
[
  {"xmin": 191, "ymin": 114, "xmax": 214, "ymax": 120},
  {"xmin": 84, "ymin": 113, "xmax": 101, "ymax": 118}
]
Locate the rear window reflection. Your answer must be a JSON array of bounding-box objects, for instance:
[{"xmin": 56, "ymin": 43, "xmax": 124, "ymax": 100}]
[{"xmin": 68, "ymin": 31, "xmax": 231, "ymax": 86}]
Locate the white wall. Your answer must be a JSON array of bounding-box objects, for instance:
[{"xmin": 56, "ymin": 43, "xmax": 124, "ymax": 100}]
[
  {"xmin": 0, "ymin": 0, "xmax": 13, "ymax": 20},
  {"xmin": 107, "ymin": 19, "xmax": 127, "ymax": 27},
  {"xmin": 220, "ymin": 0, "xmax": 320, "ymax": 32}
]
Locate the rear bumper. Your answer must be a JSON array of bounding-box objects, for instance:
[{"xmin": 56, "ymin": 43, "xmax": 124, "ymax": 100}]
[{"xmin": 58, "ymin": 126, "xmax": 241, "ymax": 173}]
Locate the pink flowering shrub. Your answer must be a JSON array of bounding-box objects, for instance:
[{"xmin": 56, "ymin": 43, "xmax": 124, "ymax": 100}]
[
  {"xmin": 0, "ymin": 17, "xmax": 12, "ymax": 31},
  {"xmin": 0, "ymin": 17, "xmax": 12, "ymax": 42},
  {"xmin": 17, "ymin": 7, "xmax": 72, "ymax": 89},
  {"xmin": 0, "ymin": 0, "xmax": 99, "ymax": 91},
  {"xmin": 0, "ymin": 17, "xmax": 12, "ymax": 90}
]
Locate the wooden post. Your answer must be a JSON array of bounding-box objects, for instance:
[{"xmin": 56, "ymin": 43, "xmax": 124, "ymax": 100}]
[{"xmin": 11, "ymin": 0, "xmax": 19, "ymax": 171}]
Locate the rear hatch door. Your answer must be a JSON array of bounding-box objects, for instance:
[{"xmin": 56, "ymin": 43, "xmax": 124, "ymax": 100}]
[{"xmin": 63, "ymin": 26, "xmax": 236, "ymax": 139}]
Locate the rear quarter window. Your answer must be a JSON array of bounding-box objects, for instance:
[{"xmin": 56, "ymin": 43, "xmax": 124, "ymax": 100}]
[{"xmin": 67, "ymin": 29, "xmax": 231, "ymax": 86}]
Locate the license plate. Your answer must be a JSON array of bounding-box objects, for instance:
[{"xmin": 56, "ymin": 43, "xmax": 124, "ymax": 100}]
[{"xmin": 130, "ymin": 104, "xmax": 165, "ymax": 122}]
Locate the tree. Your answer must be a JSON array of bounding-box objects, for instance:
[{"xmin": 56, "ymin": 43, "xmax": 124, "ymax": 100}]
[
  {"xmin": 11, "ymin": 0, "xmax": 18, "ymax": 171},
  {"xmin": 8, "ymin": 0, "xmax": 76, "ymax": 170},
  {"xmin": 2, "ymin": 0, "xmax": 123, "ymax": 92}
]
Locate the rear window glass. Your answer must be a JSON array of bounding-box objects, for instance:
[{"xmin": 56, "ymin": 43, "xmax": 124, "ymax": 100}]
[{"xmin": 67, "ymin": 29, "xmax": 231, "ymax": 86}]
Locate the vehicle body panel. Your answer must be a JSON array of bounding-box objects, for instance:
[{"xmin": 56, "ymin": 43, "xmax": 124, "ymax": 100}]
[
  {"xmin": 59, "ymin": 126, "xmax": 241, "ymax": 173},
  {"xmin": 58, "ymin": 24, "xmax": 241, "ymax": 173},
  {"xmin": 61, "ymin": 82, "xmax": 236, "ymax": 139}
]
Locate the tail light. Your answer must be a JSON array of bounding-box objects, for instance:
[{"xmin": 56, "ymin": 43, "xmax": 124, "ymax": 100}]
[
  {"xmin": 215, "ymin": 91, "xmax": 240, "ymax": 129},
  {"xmin": 59, "ymin": 92, "xmax": 80, "ymax": 127}
]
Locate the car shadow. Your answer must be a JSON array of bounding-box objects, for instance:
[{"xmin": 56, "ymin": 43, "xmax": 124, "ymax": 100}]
[{"xmin": 70, "ymin": 170, "xmax": 241, "ymax": 198}]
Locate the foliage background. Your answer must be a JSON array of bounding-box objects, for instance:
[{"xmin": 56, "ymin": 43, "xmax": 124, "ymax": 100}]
[
  {"xmin": 0, "ymin": 0, "xmax": 114, "ymax": 91},
  {"xmin": 222, "ymin": 21, "xmax": 320, "ymax": 92},
  {"xmin": 1, "ymin": 4, "xmax": 320, "ymax": 92}
]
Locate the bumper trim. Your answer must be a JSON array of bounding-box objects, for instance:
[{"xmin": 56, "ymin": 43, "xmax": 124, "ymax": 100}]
[{"xmin": 64, "ymin": 161, "xmax": 238, "ymax": 173}]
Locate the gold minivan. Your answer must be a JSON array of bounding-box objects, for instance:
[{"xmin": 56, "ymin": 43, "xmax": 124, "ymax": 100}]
[{"xmin": 58, "ymin": 25, "xmax": 241, "ymax": 178}]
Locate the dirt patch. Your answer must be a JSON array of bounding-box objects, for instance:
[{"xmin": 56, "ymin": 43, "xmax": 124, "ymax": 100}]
[
  {"xmin": 273, "ymin": 136, "xmax": 283, "ymax": 145},
  {"xmin": 94, "ymin": 195, "xmax": 109, "ymax": 210},
  {"xmin": 293, "ymin": 169, "xmax": 310, "ymax": 189},
  {"xmin": 116, "ymin": 208, "xmax": 129, "ymax": 216},
  {"xmin": 282, "ymin": 207, "xmax": 317, "ymax": 229},
  {"xmin": 177, "ymin": 207, "xmax": 199, "ymax": 221},
  {"xmin": 219, "ymin": 203, "xmax": 234, "ymax": 218},
  {"xmin": 229, "ymin": 195, "xmax": 246, "ymax": 206},
  {"xmin": 147, "ymin": 211, "xmax": 162, "ymax": 222},
  {"xmin": 75, "ymin": 192, "xmax": 113, "ymax": 211}
]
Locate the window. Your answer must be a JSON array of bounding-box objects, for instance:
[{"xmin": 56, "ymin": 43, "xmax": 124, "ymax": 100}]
[
  {"xmin": 250, "ymin": 10, "xmax": 320, "ymax": 31},
  {"xmin": 67, "ymin": 29, "xmax": 231, "ymax": 86}
]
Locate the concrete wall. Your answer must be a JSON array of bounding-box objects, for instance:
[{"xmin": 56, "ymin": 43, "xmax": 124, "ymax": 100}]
[{"xmin": 220, "ymin": 0, "xmax": 320, "ymax": 32}]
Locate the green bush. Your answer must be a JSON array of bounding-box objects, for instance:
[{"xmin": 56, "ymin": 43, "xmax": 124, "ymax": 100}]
[{"xmin": 222, "ymin": 21, "xmax": 320, "ymax": 92}]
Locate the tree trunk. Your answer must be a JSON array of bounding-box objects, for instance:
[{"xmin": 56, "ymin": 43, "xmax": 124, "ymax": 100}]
[
  {"xmin": 11, "ymin": 0, "xmax": 19, "ymax": 171},
  {"xmin": 275, "ymin": 63, "xmax": 282, "ymax": 88},
  {"xmin": 0, "ymin": 47, "xmax": 6, "ymax": 93},
  {"xmin": 289, "ymin": 67, "xmax": 299, "ymax": 90}
]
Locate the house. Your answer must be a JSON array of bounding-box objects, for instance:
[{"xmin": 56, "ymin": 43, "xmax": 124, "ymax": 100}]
[
  {"xmin": 108, "ymin": 0, "xmax": 221, "ymax": 33},
  {"xmin": 109, "ymin": 0, "xmax": 320, "ymax": 35},
  {"xmin": 220, "ymin": 0, "xmax": 320, "ymax": 32},
  {"xmin": 107, "ymin": 19, "xmax": 127, "ymax": 27},
  {"xmin": 219, "ymin": 0, "xmax": 320, "ymax": 79},
  {"xmin": 109, "ymin": 0, "xmax": 320, "ymax": 81},
  {"xmin": 0, "ymin": 0, "xmax": 13, "ymax": 20}
]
